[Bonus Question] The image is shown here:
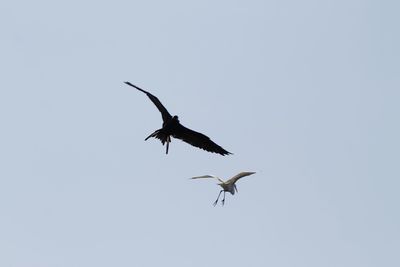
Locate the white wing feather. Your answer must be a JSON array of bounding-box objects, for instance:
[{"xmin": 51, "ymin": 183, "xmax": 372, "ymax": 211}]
[
  {"xmin": 226, "ymin": 172, "xmax": 256, "ymax": 184},
  {"xmin": 191, "ymin": 175, "xmax": 224, "ymax": 183}
]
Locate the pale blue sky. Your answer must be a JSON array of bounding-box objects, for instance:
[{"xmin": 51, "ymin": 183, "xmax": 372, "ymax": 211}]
[{"xmin": 0, "ymin": 1, "xmax": 399, "ymax": 266}]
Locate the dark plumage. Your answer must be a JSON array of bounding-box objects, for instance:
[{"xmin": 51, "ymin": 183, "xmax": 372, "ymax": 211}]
[{"xmin": 124, "ymin": 82, "xmax": 231, "ymax": 155}]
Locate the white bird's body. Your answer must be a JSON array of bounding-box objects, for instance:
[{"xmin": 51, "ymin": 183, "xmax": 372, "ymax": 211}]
[{"xmin": 191, "ymin": 171, "xmax": 256, "ymax": 206}]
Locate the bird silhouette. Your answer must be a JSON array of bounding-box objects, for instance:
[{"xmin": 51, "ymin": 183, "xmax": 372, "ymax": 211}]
[
  {"xmin": 124, "ymin": 82, "xmax": 231, "ymax": 155},
  {"xmin": 191, "ymin": 171, "xmax": 255, "ymax": 206}
]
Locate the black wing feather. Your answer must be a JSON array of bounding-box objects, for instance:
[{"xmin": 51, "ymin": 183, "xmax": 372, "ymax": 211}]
[
  {"xmin": 174, "ymin": 123, "xmax": 231, "ymax": 156},
  {"xmin": 124, "ymin": 82, "xmax": 172, "ymax": 123}
]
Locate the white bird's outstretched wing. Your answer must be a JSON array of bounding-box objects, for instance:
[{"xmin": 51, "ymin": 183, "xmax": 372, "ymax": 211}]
[
  {"xmin": 191, "ymin": 175, "xmax": 224, "ymax": 183},
  {"xmin": 226, "ymin": 172, "xmax": 256, "ymax": 184}
]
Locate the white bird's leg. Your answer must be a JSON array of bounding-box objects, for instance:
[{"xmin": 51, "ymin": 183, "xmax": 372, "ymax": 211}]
[
  {"xmin": 221, "ymin": 191, "xmax": 226, "ymax": 206},
  {"xmin": 213, "ymin": 190, "xmax": 223, "ymax": 206}
]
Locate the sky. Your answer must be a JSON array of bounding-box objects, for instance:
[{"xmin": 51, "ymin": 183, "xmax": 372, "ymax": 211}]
[{"xmin": 0, "ymin": 0, "xmax": 399, "ymax": 266}]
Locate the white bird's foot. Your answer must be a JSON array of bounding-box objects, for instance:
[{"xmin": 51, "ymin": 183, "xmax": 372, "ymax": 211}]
[{"xmin": 213, "ymin": 200, "xmax": 218, "ymax": 207}]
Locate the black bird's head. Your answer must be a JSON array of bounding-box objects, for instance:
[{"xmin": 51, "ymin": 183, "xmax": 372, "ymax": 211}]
[{"xmin": 172, "ymin": 115, "xmax": 179, "ymax": 122}]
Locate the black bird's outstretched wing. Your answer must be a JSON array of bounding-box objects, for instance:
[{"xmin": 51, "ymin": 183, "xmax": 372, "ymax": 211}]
[
  {"xmin": 124, "ymin": 82, "xmax": 172, "ymax": 123},
  {"xmin": 174, "ymin": 123, "xmax": 231, "ymax": 156}
]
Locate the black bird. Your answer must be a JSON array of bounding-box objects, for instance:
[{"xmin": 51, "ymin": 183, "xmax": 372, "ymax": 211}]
[{"xmin": 124, "ymin": 82, "xmax": 231, "ymax": 155}]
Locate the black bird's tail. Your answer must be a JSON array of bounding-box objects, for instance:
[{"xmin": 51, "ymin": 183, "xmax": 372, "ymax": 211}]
[{"xmin": 145, "ymin": 129, "xmax": 171, "ymax": 154}]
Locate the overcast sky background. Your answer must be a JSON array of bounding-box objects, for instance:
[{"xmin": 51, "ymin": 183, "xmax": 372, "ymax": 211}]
[{"xmin": 1, "ymin": 0, "xmax": 399, "ymax": 266}]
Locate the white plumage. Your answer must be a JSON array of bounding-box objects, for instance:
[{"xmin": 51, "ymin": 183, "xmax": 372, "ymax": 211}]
[{"xmin": 191, "ymin": 172, "xmax": 256, "ymax": 206}]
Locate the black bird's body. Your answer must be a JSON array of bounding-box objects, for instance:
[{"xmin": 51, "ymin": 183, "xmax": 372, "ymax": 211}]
[{"xmin": 125, "ymin": 82, "xmax": 231, "ymax": 155}]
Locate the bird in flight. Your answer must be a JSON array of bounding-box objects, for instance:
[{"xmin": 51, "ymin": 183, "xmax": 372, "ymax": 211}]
[
  {"xmin": 124, "ymin": 82, "xmax": 231, "ymax": 155},
  {"xmin": 191, "ymin": 171, "xmax": 255, "ymax": 206}
]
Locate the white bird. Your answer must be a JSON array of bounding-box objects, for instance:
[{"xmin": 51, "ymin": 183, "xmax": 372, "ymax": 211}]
[{"xmin": 191, "ymin": 172, "xmax": 256, "ymax": 206}]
